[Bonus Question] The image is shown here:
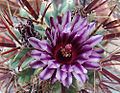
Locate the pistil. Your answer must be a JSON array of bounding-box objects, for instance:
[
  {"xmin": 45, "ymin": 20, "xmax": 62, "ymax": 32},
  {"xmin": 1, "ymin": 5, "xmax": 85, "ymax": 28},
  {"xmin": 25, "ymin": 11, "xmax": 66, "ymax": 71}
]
[{"xmin": 60, "ymin": 44, "xmax": 72, "ymax": 57}]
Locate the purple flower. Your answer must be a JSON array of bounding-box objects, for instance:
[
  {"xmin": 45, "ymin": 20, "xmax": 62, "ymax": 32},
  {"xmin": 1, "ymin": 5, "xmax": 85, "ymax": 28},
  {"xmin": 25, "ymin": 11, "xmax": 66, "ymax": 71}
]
[{"xmin": 28, "ymin": 11, "xmax": 103, "ymax": 87}]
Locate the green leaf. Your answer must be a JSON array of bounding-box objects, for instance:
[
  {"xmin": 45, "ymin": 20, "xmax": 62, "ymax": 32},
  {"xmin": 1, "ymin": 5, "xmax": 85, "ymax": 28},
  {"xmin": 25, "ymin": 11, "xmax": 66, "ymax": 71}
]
[
  {"xmin": 9, "ymin": 47, "xmax": 30, "ymax": 69},
  {"xmin": 87, "ymin": 13, "xmax": 96, "ymax": 22},
  {"xmin": 9, "ymin": 58, "xmax": 20, "ymax": 69},
  {"xmin": 87, "ymin": 70, "xmax": 99, "ymax": 84},
  {"xmin": 97, "ymin": 43, "xmax": 106, "ymax": 50},
  {"xmin": 66, "ymin": 78, "xmax": 78, "ymax": 93},
  {"xmin": 95, "ymin": 29, "xmax": 106, "ymax": 35},
  {"xmin": 6, "ymin": 29, "xmax": 21, "ymax": 42},
  {"xmin": 47, "ymin": 81, "xmax": 61, "ymax": 93},
  {"xmin": 52, "ymin": 82, "xmax": 61, "ymax": 93},
  {"xmin": 87, "ymin": 70, "xmax": 94, "ymax": 84},
  {"xmin": 40, "ymin": 2, "xmax": 58, "ymax": 26},
  {"xmin": 13, "ymin": 30, "xmax": 21, "ymax": 40},
  {"xmin": 19, "ymin": 7, "xmax": 33, "ymax": 19},
  {"xmin": 21, "ymin": 57, "xmax": 34, "ymax": 69},
  {"xmin": 34, "ymin": 25, "xmax": 45, "ymax": 34},
  {"xmin": 2, "ymin": 48, "xmax": 16, "ymax": 58},
  {"xmin": 17, "ymin": 68, "xmax": 35, "ymax": 86},
  {"xmin": 59, "ymin": 0, "xmax": 75, "ymax": 14},
  {"xmin": 47, "ymin": 78, "xmax": 78, "ymax": 93},
  {"xmin": 14, "ymin": 47, "xmax": 30, "ymax": 59}
]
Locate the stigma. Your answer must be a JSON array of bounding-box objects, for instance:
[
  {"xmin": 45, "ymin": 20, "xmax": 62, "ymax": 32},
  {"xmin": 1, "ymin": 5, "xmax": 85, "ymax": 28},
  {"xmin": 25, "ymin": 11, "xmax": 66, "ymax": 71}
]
[{"xmin": 60, "ymin": 44, "xmax": 72, "ymax": 57}]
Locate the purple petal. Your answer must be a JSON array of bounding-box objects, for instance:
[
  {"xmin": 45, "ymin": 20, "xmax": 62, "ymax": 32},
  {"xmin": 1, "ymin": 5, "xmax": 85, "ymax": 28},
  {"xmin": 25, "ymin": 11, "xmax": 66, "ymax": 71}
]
[
  {"xmin": 73, "ymin": 17, "xmax": 87, "ymax": 31},
  {"xmin": 46, "ymin": 29, "xmax": 53, "ymax": 43},
  {"xmin": 62, "ymin": 11, "xmax": 71, "ymax": 27},
  {"xmin": 79, "ymin": 17, "xmax": 87, "ymax": 26},
  {"xmin": 84, "ymin": 35, "xmax": 103, "ymax": 47},
  {"xmin": 56, "ymin": 24, "xmax": 62, "ymax": 34},
  {"xmin": 61, "ymin": 65, "xmax": 73, "ymax": 72},
  {"xmin": 71, "ymin": 26, "xmax": 89, "ymax": 46},
  {"xmin": 31, "ymin": 50, "xmax": 51, "ymax": 63},
  {"xmin": 62, "ymin": 24, "xmax": 72, "ymax": 33},
  {"xmin": 77, "ymin": 26, "xmax": 90, "ymax": 42},
  {"xmin": 94, "ymin": 48, "xmax": 104, "ymax": 54},
  {"xmin": 73, "ymin": 25, "xmax": 88, "ymax": 35},
  {"xmin": 89, "ymin": 53, "xmax": 102, "ymax": 62},
  {"xmin": 28, "ymin": 37, "xmax": 41, "ymax": 50},
  {"xmin": 72, "ymin": 63, "xmax": 87, "ymax": 74},
  {"xmin": 40, "ymin": 67, "xmax": 55, "ymax": 80},
  {"xmin": 38, "ymin": 40, "xmax": 50, "ymax": 51},
  {"xmin": 89, "ymin": 22, "xmax": 95, "ymax": 35},
  {"xmin": 51, "ymin": 72, "xmax": 57, "ymax": 83},
  {"xmin": 72, "ymin": 71, "xmax": 86, "ymax": 82},
  {"xmin": 30, "ymin": 60, "xmax": 46, "ymax": 68},
  {"xmin": 47, "ymin": 43, "xmax": 53, "ymax": 53},
  {"xmin": 40, "ymin": 54, "xmax": 52, "ymax": 63},
  {"xmin": 75, "ymin": 58, "xmax": 87, "ymax": 64},
  {"xmin": 29, "ymin": 37, "xmax": 52, "ymax": 53},
  {"xmin": 71, "ymin": 14, "xmax": 80, "ymax": 31},
  {"xmin": 66, "ymin": 30, "xmax": 78, "ymax": 43},
  {"xmin": 51, "ymin": 27, "xmax": 56, "ymax": 38},
  {"xmin": 82, "ymin": 61, "xmax": 100, "ymax": 69},
  {"xmin": 60, "ymin": 32, "xmax": 69, "ymax": 43},
  {"xmin": 51, "ymin": 77, "xmax": 57, "ymax": 84},
  {"xmin": 80, "ymin": 45, "xmax": 92, "ymax": 58},
  {"xmin": 89, "ymin": 56, "xmax": 101, "ymax": 62},
  {"xmin": 62, "ymin": 72, "xmax": 72, "ymax": 87},
  {"xmin": 57, "ymin": 15, "xmax": 62, "ymax": 24},
  {"xmin": 56, "ymin": 68, "xmax": 67, "ymax": 83},
  {"xmin": 50, "ymin": 17, "xmax": 56, "ymax": 29},
  {"xmin": 52, "ymin": 30, "xmax": 57, "ymax": 46},
  {"xmin": 48, "ymin": 60, "xmax": 60, "ymax": 68},
  {"xmin": 81, "ymin": 45, "xmax": 92, "ymax": 52},
  {"xmin": 31, "ymin": 50, "xmax": 41, "ymax": 60},
  {"xmin": 75, "ymin": 23, "xmax": 95, "ymax": 40},
  {"xmin": 79, "ymin": 46, "xmax": 92, "ymax": 59},
  {"xmin": 46, "ymin": 27, "xmax": 58, "ymax": 46}
]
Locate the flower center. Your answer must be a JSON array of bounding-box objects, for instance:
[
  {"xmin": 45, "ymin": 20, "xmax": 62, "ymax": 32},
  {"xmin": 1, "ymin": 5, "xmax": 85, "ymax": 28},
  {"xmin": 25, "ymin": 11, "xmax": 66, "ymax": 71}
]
[
  {"xmin": 60, "ymin": 44, "xmax": 72, "ymax": 57},
  {"xmin": 54, "ymin": 43, "xmax": 76, "ymax": 64}
]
